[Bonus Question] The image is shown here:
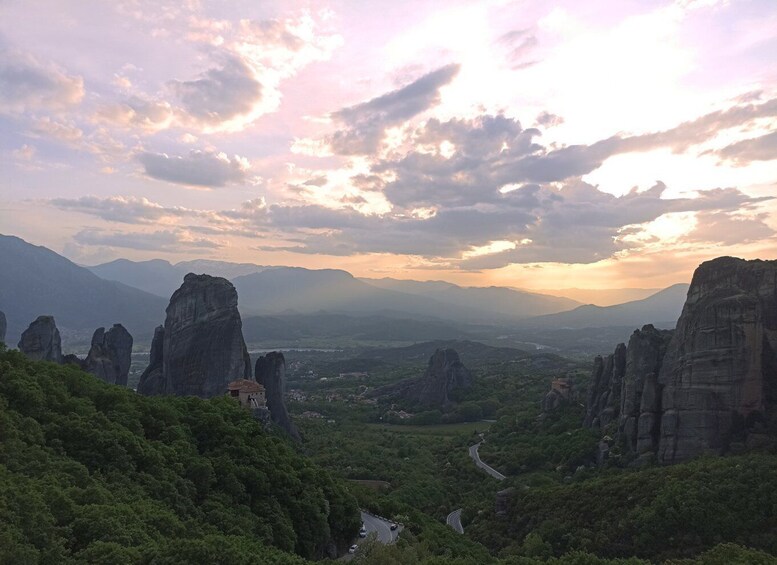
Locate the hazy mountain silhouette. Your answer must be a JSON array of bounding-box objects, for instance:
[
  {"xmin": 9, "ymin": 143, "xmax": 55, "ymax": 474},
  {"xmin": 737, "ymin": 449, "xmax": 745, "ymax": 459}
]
[
  {"xmin": 523, "ymin": 283, "xmax": 690, "ymax": 329},
  {"xmin": 0, "ymin": 235, "xmax": 165, "ymax": 344},
  {"xmin": 88, "ymin": 259, "xmax": 266, "ymax": 297},
  {"xmin": 362, "ymin": 277, "xmax": 580, "ymax": 318}
]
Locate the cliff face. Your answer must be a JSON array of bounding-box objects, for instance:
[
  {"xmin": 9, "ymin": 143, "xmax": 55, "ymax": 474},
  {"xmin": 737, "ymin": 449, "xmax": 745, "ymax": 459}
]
[
  {"xmin": 414, "ymin": 348, "xmax": 473, "ymax": 407},
  {"xmin": 585, "ymin": 257, "xmax": 777, "ymax": 465},
  {"xmin": 255, "ymin": 352, "xmax": 300, "ymax": 440},
  {"xmin": 367, "ymin": 348, "xmax": 473, "ymax": 408},
  {"xmin": 657, "ymin": 257, "xmax": 777, "ymax": 464},
  {"xmin": 18, "ymin": 316, "xmax": 62, "ymax": 363},
  {"xmin": 137, "ymin": 274, "xmax": 252, "ymax": 397},
  {"xmin": 137, "ymin": 326, "xmax": 164, "ymax": 395},
  {"xmin": 84, "ymin": 324, "xmax": 133, "ymax": 386}
]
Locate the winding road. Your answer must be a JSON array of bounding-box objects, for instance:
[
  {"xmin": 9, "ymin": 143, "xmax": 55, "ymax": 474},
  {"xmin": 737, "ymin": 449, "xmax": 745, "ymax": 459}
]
[
  {"xmin": 360, "ymin": 511, "xmax": 399, "ymax": 544},
  {"xmin": 469, "ymin": 442, "xmax": 506, "ymax": 480},
  {"xmin": 446, "ymin": 508, "xmax": 464, "ymax": 534}
]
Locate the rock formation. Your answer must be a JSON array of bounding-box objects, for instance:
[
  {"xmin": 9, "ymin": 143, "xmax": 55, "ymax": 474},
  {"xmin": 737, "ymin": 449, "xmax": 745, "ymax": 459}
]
[
  {"xmin": 18, "ymin": 315, "xmax": 62, "ymax": 363},
  {"xmin": 84, "ymin": 324, "xmax": 133, "ymax": 386},
  {"xmin": 255, "ymin": 352, "xmax": 300, "ymax": 440},
  {"xmin": 0, "ymin": 310, "xmax": 6, "ymax": 344},
  {"xmin": 136, "ymin": 274, "xmax": 251, "ymax": 397},
  {"xmin": 585, "ymin": 257, "xmax": 777, "ymax": 465},
  {"xmin": 542, "ymin": 378, "xmax": 575, "ymax": 412},
  {"xmin": 137, "ymin": 326, "xmax": 165, "ymax": 395},
  {"xmin": 657, "ymin": 257, "xmax": 777, "ymax": 464},
  {"xmin": 367, "ymin": 348, "xmax": 473, "ymax": 408}
]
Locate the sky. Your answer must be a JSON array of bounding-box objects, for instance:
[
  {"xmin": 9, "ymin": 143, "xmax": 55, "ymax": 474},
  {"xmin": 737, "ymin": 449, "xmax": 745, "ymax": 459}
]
[{"xmin": 1, "ymin": 0, "xmax": 776, "ymax": 292}]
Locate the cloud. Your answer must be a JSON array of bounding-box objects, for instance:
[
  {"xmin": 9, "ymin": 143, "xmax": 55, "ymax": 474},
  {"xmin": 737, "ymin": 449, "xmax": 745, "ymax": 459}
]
[
  {"xmin": 717, "ymin": 130, "xmax": 777, "ymax": 164},
  {"xmin": 52, "ymin": 177, "xmax": 774, "ymax": 268},
  {"xmin": 684, "ymin": 210, "xmax": 775, "ymax": 245},
  {"xmin": 74, "ymin": 228, "xmax": 222, "ymax": 252},
  {"xmin": 96, "ymin": 96, "xmax": 175, "ymax": 132},
  {"xmin": 0, "ymin": 48, "xmax": 84, "ymax": 113},
  {"xmin": 169, "ymin": 53, "xmax": 262, "ymax": 126},
  {"xmin": 50, "ymin": 195, "xmax": 201, "ymax": 224},
  {"xmin": 328, "ymin": 64, "xmax": 460, "ymax": 154},
  {"xmin": 137, "ymin": 149, "xmax": 251, "ymax": 187}
]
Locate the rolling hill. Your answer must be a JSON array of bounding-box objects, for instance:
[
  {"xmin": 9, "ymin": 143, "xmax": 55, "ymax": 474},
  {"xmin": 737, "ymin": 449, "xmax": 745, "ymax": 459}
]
[
  {"xmin": 0, "ymin": 235, "xmax": 166, "ymax": 344},
  {"xmin": 522, "ymin": 283, "xmax": 690, "ymax": 330}
]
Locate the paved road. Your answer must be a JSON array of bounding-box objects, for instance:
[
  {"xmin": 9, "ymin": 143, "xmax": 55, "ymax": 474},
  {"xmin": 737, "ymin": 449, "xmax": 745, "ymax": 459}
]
[
  {"xmin": 446, "ymin": 508, "xmax": 464, "ymax": 534},
  {"xmin": 469, "ymin": 442, "xmax": 506, "ymax": 480},
  {"xmin": 361, "ymin": 511, "xmax": 400, "ymax": 544}
]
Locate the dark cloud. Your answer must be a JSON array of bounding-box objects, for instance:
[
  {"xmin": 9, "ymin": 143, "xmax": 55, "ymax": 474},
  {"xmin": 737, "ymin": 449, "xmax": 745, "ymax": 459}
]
[
  {"xmin": 328, "ymin": 63, "xmax": 460, "ymax": 154},
  {"xmin": 54, "ymin": 177, "xmax": 773, "ymax": 268},
  {"xmin": 717, "ymin": 130, "xmax": 777, "ymax": 164},
  {"xmin": 169, "ymin": 53, "xmax": 262, "ymax": 124},
  {"xmin": 0, "ymin": 48, "xmax": 83, "ymax": 113},
  {"xmin": 137, "ymin": 149, "xmax": 250, "ymax": 187},
  {"xmin": 73, "ymin": 228, "xmax": 221, "ymax": 252}
]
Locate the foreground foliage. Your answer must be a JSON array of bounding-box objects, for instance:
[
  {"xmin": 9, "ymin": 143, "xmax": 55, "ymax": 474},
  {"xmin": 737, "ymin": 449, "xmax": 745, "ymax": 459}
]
[{"xmin": 0, "ymin": 348, "xmax": 359, "ymax": 563}]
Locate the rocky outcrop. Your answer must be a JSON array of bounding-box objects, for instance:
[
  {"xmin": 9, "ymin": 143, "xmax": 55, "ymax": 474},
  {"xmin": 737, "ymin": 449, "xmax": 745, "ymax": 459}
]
[
  {"xmin": 137, "ymin": 274, "xmax": 252, "ymax": 397},
  {"xmin": 137, "ymin": 326, "xmax": 165, "ymax": 395},
  {"xmin": 0, "ymin": 310, "xmax": 6, "ymax": 344},
  {"xmin": 542, "ymin": 378, "xmax": 575, "ymax": 412},
  {"xmin": 84, "ymin": 324, "xmax": 133, "ymax": 386},
  {"xmin": 367, "ymin": 348, "xmax": 473, "ymax": 408},
  {"xmin": 584, "ymin": 325, "xmax": 676, "ymax": 457},
  {"xmin": 583, "ymin": 343, "xmax": 626, "ymax": 429},
  {"xmin": 585, "ymin": 257, "xmax": 777, "ymax": 465},
  {"xmin": 18, "ymin": 316, "xmax": 62, "ymax": 363},
  {"xmin": 657, "ymin": 257, "xmax": 777, "ymax": 464},
  {"xmin": 255, "ymin": 352, "xmax": 300, "ymax": 440}
]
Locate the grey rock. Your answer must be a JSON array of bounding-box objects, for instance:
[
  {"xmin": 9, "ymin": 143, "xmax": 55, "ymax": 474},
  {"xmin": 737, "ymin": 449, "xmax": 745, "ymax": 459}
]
[
  {"xmin": 0, "ymin": 310, "xmax": 6, "ymax": 344},
  {"xmin": 367, "ymin": 348, "xmax": 473, "ymax": 408},
  {"xmin": 62, "ymin": 353, "xmax": 86, "ymax": 369},
  {"xmin": 583, "ymin": 324, "xmax": 672, "ymax": 455},
  {"xmin": 542, "ymin": 378, "xmax": 574, "ymax": 412},
  {"xmin": 18, "ymin": 316, "xmax": 62, "ymax": 363},
  {"xmin": 255, "ymin": 352, "xmax": 300, "ymax": 440},
  {"xmin": 620, "ymin": 325, "xmax": 673, "ymax": 454},
  {"xmin": 84, "ymin": 324, "xmax": 133, "ymax": 386},
  {"xmin": 583, "ymin": 343, "xmax": 626, "ymax": 429},
  {"xmin": 657, "ymin": 257, "xmax": 777, "ymax": 464},
  {"xmin": 137, "ymin": 273, "xmax": 251, "ymax": 397},
  {"xmin": 137, "ymin": 325, "xmax": 165, "ymax": 395}
]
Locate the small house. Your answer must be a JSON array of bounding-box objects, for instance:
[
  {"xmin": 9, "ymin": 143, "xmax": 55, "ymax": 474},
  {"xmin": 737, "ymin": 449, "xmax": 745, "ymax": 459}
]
[{"xmin": 227, "ymin": 379, "xmax": 267, "ymax": 409}]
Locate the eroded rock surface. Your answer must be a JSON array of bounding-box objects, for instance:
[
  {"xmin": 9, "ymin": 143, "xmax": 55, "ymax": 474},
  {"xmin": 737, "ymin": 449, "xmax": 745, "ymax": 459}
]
[
  {"xmin": 255, "ymin": 352, "xmax": 300, "ymax": 440},
  {"xmin": 84, "ymin": 324, "xmax": 133, "ymax": 386},
  {"xmin": 584, "ymin": 257, "xmax": 777, "ymax": 464},
  {"xmin": 137, "ymin": 326, "xmax": 164, "ymax": 395},
  {"xmin": 368, "ymin": 348, "xmax": 473, "ymax": 408},
  {"xmin": 657, "ymin": 257, "xmax": 777, "ymax": 463},
  {"xmin": 18, "ymin": 315, "xmax": 62, "ymax": 363},
  {"xmin": 137, "ymin": 274, "xmax": 251, "ymax": 397}
]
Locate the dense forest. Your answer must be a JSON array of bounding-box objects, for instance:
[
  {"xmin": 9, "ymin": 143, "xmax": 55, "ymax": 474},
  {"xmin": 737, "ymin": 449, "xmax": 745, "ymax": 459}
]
[{"xmin": 0, "ymin": 346, "xmax": 359, "ymax": 563}]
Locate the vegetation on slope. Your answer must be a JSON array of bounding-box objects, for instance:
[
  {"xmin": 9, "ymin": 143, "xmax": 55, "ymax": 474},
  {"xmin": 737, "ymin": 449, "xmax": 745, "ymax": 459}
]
[{"xmin": 0, "ymin": 347, "xmax": 360, "ymax": 564}]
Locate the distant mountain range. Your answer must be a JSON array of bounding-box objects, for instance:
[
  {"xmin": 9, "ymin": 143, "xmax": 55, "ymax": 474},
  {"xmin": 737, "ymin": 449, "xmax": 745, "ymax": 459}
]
[
  {"xmin": 522, "ymin": 283, "xmax": 690, "ymax": 330},
  {"xmin": 88, "ymin": 258, "xmax": 269, "ymax": 297},
  {"xmin": 0, "ymin": 235, "xmax": 165, "ymax": 344},
  {"xmin": 0, "ymin": 235, "xmax": 690, "ymax": 350},
  {"xmin": 89, "ymin": 259, "xmax": 581, "ymax": 322}
]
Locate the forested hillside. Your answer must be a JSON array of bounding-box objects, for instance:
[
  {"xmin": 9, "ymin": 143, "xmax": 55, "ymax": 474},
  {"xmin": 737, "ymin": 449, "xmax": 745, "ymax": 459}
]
[{"xmin": 0, "ymin": 347, "xmax": 359, "ymax": 563}]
